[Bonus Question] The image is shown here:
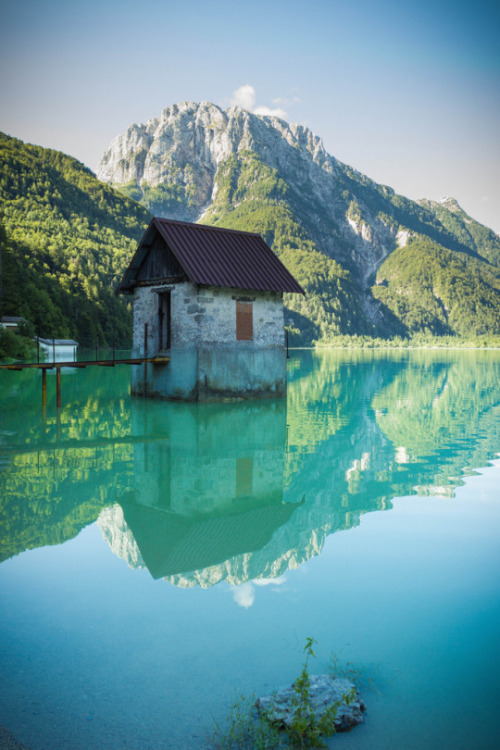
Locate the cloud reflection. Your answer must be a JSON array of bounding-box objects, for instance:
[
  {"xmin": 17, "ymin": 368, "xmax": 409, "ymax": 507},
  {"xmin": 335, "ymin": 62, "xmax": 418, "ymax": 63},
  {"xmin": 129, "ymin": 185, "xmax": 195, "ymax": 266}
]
[{"xmin": 232, "ymin": 576, "xmax": 287, "ymax": 608}]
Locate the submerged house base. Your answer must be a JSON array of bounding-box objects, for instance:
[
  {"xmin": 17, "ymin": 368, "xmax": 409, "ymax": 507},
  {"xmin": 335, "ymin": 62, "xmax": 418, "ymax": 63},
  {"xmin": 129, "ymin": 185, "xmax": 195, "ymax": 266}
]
[
  {"xmin": 133, "ymin": 346, "xmax": 287, "ymax": 402},
  {"xmin": 118, "ymin": 219, "xmax": 304, "ymax": 402},
  {"xmin": 130, "ymin": 284, "xmax": 287, "ymax": 402}
]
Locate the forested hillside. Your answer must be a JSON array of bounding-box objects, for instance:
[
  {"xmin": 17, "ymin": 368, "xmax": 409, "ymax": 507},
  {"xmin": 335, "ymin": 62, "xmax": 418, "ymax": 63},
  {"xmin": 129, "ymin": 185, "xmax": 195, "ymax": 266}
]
[
  {"xmin": 418, "ymin": 197, "xmax": 500, "ymax": 268},
  {"xmin": 200, "ymin": 151, "xmax": 500, "ymax": 341},
  {"xmin": 0, "ymin": 133, "xmax": 151, "ymax": 347},
  {"xmin": 372, "ymin": 238, "xmax": 500, "ymax": 337}
]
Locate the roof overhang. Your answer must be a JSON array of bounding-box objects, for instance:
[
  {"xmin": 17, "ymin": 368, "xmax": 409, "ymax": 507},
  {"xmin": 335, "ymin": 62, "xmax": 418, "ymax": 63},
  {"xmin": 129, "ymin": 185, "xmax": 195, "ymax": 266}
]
[{"xmin": 116, "ymin": 217, "xmax": 305, "ymax": 296}]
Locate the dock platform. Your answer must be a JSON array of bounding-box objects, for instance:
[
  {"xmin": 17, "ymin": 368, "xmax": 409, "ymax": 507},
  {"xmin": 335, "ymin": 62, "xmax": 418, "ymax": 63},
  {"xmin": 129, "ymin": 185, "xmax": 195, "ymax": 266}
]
[{"xmin": 0, "ymin": 356, "xmax": 170, "ymax": 407}]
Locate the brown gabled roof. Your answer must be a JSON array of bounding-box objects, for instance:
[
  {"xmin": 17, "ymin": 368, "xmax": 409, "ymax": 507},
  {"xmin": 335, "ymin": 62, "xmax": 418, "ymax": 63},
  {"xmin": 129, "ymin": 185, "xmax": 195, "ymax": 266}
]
[{"xmin": 117, "ymin": 217, "xmax": 305, "ymax": 295}]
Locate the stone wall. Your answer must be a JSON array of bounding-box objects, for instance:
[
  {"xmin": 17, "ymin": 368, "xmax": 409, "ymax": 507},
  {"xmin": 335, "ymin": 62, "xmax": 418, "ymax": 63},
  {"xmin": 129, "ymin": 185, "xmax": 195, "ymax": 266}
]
[
  {"xmin": 129, "ymin": 399, "xmax": 287, "ymax": 515},
  {"xmin": 131, "ymin": 282, "xmax": 287, "ymax": 401},
  {"xmin": 197, "ymin": 287, "xmax": 284, "ymax": 347}
]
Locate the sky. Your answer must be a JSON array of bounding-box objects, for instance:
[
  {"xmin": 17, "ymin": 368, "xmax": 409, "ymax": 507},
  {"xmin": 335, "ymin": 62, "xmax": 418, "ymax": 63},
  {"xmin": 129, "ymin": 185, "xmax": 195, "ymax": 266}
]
[{"xmin": 1, "ymin": 0, "xmax": 499, "ymax": 233}]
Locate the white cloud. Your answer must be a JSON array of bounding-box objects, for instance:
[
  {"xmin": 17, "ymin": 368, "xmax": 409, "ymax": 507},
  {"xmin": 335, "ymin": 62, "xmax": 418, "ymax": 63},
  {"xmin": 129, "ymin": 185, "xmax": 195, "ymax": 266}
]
[
  {"xmin": 230, "ymin": 84, "xmax": 256, "ymax": 112},
  {"xmin": 232, "ymin": 575, "xmax": 287, "ymax": 608},
  {"xmin": 254, "ymin": 105, "xmax": 287, "ymax": 119},
  {"xmin": 230, "ymin": 85, "xmax": 298, "ymax": 121}
]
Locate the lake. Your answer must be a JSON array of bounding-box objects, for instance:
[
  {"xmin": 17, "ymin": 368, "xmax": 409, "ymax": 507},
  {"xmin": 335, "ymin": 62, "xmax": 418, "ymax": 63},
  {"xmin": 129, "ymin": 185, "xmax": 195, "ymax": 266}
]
[{"xmin": 0, "ymin": 349, "xmax": 499, "ymax": 749}]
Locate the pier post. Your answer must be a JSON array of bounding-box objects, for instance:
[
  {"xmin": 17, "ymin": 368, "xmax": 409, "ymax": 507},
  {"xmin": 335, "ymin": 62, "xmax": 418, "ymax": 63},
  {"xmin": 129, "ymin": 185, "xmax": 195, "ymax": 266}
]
[
  {"xmin": 143, "ymin": 323, "xmax": 148, "ymax": 396},
  {"xmin": 42, "ymin": 368, "xmax": 47, "ymax": 406},
  {"xmin": 56, "ymin": 367, "xmax": 61, "ymax": 409}
]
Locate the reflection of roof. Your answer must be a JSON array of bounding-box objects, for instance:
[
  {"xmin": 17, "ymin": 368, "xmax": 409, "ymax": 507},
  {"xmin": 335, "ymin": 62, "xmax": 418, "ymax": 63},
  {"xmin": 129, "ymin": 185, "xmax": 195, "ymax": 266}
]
[
  {"xmin": 117, "ymin": 217, "xmax": 305, "ymax": 295},
  {"xmin": 121, "ymin": 494, "xmax": 298, "ymax": 579},
  {"xmin": 37, "ymin": 338, "xmax": 79, "ymax": 346}
]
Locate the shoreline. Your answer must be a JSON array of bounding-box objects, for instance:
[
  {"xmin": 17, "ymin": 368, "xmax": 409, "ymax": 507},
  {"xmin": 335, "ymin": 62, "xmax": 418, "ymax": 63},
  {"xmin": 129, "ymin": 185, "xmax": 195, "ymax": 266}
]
[{"xmin": 312, "ymin": 345, "xmax": 500, "ymax": 351}]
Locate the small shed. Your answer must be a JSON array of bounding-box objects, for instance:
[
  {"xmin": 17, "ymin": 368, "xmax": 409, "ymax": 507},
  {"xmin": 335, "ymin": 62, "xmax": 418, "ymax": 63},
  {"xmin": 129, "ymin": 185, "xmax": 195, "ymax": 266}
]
[
  {"xmin": 1, "ymin": 316, "xmax": 28, "ymax": 332},
  {"xmin": 117, "ymin": 218, "xmax": 304, "ymax": 401},
  {"xmin": 38, "ymin": 338, "xmax": 79, "ymax": 362}
]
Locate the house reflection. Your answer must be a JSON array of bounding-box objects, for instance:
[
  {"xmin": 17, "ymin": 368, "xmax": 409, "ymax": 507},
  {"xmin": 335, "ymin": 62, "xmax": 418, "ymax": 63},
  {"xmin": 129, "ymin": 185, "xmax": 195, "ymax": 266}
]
[{"xmin": 101, "ymin": 398, "xmax": 303, "ymax": 580}]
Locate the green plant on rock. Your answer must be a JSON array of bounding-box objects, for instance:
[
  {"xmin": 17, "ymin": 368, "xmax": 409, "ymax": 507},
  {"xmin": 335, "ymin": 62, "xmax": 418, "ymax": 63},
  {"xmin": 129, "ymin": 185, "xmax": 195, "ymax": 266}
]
[
  {"xmin": 209, "ymin": 638, "xmax": 356, "ymax": 749},
  {"xmin": 284, "ymin": 637, "xmax": 352, "ymax": 749}
]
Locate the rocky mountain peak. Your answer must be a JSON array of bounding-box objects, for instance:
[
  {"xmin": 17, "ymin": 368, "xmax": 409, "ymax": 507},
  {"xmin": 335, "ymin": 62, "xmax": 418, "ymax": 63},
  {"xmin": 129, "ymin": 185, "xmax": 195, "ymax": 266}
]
[
  {"xmin": 438, "ymin": 196, "xmax": 462, "ymax": 212},
  {"xmin": 418, "ymin": 196, "xmax": 463, "ymax": 215},
  {"xmin": 96, "ymin": 101, "xmax": 333, "ymax": 204}
]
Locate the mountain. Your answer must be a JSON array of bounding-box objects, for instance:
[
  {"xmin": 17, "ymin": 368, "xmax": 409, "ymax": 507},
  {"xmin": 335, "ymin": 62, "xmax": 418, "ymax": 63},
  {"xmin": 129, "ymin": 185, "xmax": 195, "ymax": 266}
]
[
  {"xmin": 0, "ymin": 132, "xmax": 151, "ymax": 347},
  {"xmin": 417, "ymin": 197, "xmax": 500, "ymax": 268},
  {"xmin": 1, "ymin": 110, "xmax": 498, "ymax": 349},
  {"xmin": 98, "ymin": 101, "xmax": 500, "ymax": 342}
]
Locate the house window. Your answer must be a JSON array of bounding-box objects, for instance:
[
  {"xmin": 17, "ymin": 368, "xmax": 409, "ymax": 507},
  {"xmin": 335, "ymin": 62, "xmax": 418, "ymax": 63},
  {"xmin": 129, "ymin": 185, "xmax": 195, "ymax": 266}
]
[{"xmin": 236, "ymin": 300, "xmax": 253, "ymax": 340}]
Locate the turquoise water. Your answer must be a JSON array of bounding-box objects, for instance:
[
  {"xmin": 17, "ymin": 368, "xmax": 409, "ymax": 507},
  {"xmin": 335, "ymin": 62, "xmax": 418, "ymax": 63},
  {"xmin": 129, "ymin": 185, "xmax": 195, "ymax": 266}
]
[{"xmin": 0, "ymin": 349, "xmax": 499, "ymax": 749}]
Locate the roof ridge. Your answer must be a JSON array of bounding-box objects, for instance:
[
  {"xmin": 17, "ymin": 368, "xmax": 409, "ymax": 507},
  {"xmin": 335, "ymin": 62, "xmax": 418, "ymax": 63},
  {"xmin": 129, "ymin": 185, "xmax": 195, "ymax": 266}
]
[{"xmin": 153, "ymin": 217, "xmax": 261, "ymax": 238}]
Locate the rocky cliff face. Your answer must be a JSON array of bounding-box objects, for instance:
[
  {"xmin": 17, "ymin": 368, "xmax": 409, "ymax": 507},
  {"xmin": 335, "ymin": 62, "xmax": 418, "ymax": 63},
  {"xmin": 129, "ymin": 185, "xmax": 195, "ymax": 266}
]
[
  {"xmin": 97, "ymin": 101, "xmax": 396, "ymax": 284},
  {"xmin": 98, "ymin": 505, "xmax": 145, "ymax": 570},
  {"xmin": 98, "ymin": 101, "xmax": 331, "ymax": 209},
  {"xmin": 98, "ymin": 102, "xmax": 500, "ymax": 340}
]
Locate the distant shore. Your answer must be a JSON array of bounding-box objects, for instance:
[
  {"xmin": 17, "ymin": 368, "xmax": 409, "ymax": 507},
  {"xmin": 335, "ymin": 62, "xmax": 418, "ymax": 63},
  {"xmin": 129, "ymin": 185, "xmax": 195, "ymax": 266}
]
[{"xmin": 312, "ymin": 335, "xmax": 500, "ymax": 350}]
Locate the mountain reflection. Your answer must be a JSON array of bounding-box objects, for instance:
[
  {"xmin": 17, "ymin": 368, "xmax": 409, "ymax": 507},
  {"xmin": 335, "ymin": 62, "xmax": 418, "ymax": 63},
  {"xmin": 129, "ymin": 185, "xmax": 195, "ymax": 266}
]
[{"xmin": 0, "ymin": 351, "xmax": 499, "ymax": 584}]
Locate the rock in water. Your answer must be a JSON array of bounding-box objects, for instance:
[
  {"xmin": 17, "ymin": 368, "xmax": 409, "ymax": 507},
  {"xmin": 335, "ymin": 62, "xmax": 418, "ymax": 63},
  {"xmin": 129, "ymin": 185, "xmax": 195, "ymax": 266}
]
[{"xmin": 255, "ymin": 674, "xmax": 366, "ymax": 732}]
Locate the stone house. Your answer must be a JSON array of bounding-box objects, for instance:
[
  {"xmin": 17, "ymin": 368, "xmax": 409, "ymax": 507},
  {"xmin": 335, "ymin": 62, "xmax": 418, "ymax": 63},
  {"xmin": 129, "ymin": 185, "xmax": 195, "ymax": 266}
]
[
  {"xmin": 37, "ymin": 338, "xmax": 79, "ymax": 362},
  {"xmin": 117, "ymin": 218, "xmax": 304, "ymax": 401}
]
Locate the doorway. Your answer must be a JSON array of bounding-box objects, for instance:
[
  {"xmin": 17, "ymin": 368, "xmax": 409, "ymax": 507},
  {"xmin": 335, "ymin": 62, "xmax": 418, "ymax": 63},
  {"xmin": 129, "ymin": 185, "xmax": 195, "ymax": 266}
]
[{"xmin": 158, "ymin": 291, "xmax": 171, "ymax": 351}]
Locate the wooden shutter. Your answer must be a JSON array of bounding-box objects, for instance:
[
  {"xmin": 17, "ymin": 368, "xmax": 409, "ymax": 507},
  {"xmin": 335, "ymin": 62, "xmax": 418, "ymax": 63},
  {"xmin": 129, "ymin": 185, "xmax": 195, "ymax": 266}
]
[
  {"xmin": 236, "ymin": 457, "xmax": 253, "ymax": 497},
  {"xmin": 236, "ymin": 301, "xmax": 253, "ymax": 340}
]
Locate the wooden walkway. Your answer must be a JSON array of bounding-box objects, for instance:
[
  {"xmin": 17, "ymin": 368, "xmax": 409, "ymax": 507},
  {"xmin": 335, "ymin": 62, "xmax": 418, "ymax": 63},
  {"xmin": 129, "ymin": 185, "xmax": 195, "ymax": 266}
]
[
  {"xmin": 0, "ymin": 356, "xmax": 170, "ymax": 407},
  {"xmin": 0, "ymin": 432, "xmax": 170, "ymax": 455}
]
